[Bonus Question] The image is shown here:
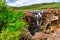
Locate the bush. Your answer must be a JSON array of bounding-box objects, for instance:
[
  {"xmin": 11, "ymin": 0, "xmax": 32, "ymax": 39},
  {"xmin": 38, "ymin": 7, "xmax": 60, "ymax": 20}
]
[
  {"xmin": 0, "ymin": 0, "xmax": 29, "ymax": 40},
  {"xmin": 0, "ymin": 3, "xmax": 29, "ymax": 40}
]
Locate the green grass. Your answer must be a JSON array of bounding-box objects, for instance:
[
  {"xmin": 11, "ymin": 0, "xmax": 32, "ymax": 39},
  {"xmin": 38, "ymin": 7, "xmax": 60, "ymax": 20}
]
[{"xmin": 13, "ymin": 2, "xmax": 60, "ymax": 10}]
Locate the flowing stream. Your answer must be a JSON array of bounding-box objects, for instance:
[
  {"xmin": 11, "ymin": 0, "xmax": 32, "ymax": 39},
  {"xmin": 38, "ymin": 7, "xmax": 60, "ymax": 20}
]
[{"xmin": 34, "ymin": 11, "xmax": 43, "ymax": 32}]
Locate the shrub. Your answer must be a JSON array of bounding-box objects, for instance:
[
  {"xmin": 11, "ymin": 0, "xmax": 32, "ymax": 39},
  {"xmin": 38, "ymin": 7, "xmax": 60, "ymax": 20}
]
[{"xmin": 0, "ymin": 5, "xmax": 29, "ymax": 40}]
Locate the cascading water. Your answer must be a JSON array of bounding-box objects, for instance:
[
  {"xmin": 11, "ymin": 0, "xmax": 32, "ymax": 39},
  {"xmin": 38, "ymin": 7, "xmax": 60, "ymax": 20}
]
[
  {"xmin": 28, "ymin": 10, "xmax": 44, "ymax": 35},
  {"xmin": 34, "ymin": 11, "xmax": 42, "ymax": 32}
]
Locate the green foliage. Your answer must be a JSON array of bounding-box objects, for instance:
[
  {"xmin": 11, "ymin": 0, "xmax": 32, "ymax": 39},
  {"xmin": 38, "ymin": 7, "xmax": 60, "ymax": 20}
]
[
  {"xmin": 0, "ymin": 28, "xmax": 21, "ymax": 40},
  {"xmin": 18, "ymin": 2, "xmax": 60, "ymax": 10},
  {"xmin": 0, "ymin": 1, "xmax": 29, "ymax": 40},
  {"xmin": 0, "ymin": 9, "xmax": 29, "ymax": 40}
]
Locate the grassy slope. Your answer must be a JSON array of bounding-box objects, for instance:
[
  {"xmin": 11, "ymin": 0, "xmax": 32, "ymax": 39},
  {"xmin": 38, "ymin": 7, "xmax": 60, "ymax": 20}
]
[{"xmin": 14, "ymin": 2, "xmax": 60, "ymax": 10}]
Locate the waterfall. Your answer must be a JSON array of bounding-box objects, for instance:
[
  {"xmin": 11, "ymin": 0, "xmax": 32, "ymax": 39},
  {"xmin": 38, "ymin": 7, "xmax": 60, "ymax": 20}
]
[{"xmin": 34, "ymin": 10, "xmax": 44, "ymax": 32}]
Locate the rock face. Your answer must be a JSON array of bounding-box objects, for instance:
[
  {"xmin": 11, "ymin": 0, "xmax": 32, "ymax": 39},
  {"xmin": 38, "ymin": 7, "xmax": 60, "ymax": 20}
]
[
  {"xmin": 43, "ymin": 9, "xmax": 59, "ymax": 33},
  {"xmin": 31, "ymin": 32, "xmax": 49, "ymax": 40},
  {"xmin": 25, "ymin": 9, "xmax": 59, "ymax": 34},
  {"xmin": 20, "ymin": 29, "xmax": 32, "ymax": 40},
  {"xmin": 31, "ymin": 29, "xmax": 60, "ymax": 40},
  {"xmin": 24, "ymin": 11, "xmax": 37, "ymax": 35},
  {"xmin": 47, "ymin": 29, "xmax": 60, "ymax": 40},
  {"xmin": 58, "ymin": 9, "xmax": 60, "ymax": 23},
  {"xmin": 25, "ymin": 9, "xmax": 60, "ymax": 40},
  {"xmin": 22, "ymin": 9, "xmax": 60, "ymax": 40},
  {"xmin": 42, "ymin": 9, "xmax": 58, "ymax": 27}
]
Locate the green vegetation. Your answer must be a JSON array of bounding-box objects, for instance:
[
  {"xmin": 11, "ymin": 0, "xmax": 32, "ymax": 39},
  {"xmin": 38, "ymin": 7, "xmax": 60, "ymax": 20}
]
[
  {"xmin": 0, "ymin": 0, "xmax": 29, "ymax": 40},
  {"xmin": 14, "ymin": 2, "xmax": 60, "ymax": 10}
]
